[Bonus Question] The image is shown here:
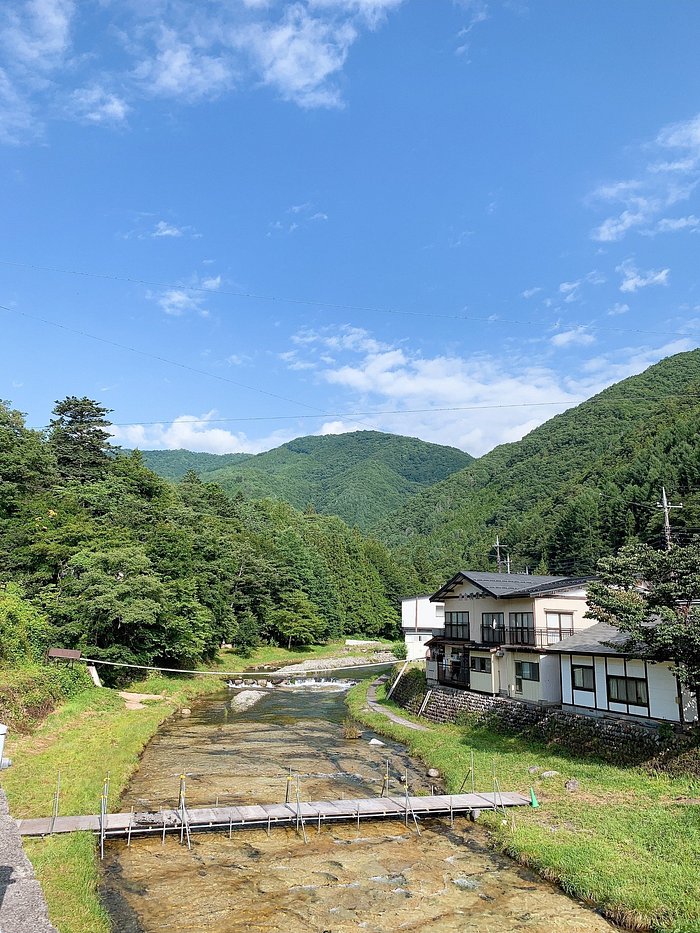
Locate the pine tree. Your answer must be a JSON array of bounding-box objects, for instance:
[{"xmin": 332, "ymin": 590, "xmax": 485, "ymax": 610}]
[{"xmin": 48, "ymin": 397, "xmax": 113, "ymax": 482}]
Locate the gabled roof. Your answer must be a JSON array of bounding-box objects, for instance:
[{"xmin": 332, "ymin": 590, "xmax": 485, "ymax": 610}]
[
  {"xmin": 544, "ymin": 622, "xmax": 628, "ymax": 656},
  {"xmin": 430, "ymin": 570, "xmax": 591, "ymax": 602}
]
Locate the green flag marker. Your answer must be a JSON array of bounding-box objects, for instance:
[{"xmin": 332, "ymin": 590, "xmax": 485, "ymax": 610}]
[{"xmin": 529, "ymin": 788, "xmax": 539, "ymax": 808}]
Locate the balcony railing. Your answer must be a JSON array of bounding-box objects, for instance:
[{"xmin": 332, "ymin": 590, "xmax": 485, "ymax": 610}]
[
  {"xmin": 480, "ymin": 625, "xmax": 505, "ymax": 644},
  {"xmin": 478, "ymin": 627, "xmax": 574, "ymax": 647},
  {"xmin": 438, "ymin": 662, "xmax": 470, "ymax": 687},
  {"xmin": 444, "ymin": 624, "xmax": 471, "ymax": 641}
]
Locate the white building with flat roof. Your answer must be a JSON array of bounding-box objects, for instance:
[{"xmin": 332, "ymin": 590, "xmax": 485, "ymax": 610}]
[{"xmin": 401, "ymin": 595, "xmax": 444, "ymax": 660}]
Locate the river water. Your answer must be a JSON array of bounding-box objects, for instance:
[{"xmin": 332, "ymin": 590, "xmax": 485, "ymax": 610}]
[{"xmin": 101, "ymin": 673, "xmax": 614, "ymax": 933}]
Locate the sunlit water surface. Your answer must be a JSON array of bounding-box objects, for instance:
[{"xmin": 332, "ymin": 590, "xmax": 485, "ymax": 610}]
[{"xmin": 101, "ymin": 673, "xmax": 614, "ymax": 932}]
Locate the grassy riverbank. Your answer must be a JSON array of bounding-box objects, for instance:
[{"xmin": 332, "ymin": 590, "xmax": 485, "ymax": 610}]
[
  {"xmin": 0, "ymin": 640, "xmax": 385, "ymax": 933},
  {"xmin": 347, "ymin": 678, "xmax": 700, "ymax": 933}
]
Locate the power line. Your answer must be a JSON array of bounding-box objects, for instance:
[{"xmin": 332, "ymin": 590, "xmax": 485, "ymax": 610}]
[
  {"xmin": 0, "ymin": 302, "xmax": 377, "ymax": 433},
  {"xmin": 1, "ymin": 257, "xmax": 698, "ymax": 339}
]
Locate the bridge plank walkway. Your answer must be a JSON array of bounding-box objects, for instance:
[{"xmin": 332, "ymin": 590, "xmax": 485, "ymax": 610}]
[{"xmin": 16, "ymin": 792, "xmax": 530, "ymax": 839}]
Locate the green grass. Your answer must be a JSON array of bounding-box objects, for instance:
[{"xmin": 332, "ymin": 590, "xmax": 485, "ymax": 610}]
[
  {"xmin": 0, "ymin": 641, "xmax": 391, "ymax": 933},
  {"xmin": 347, "ymin": 679, "xmax": 700, "ymax": 933},
  {"xmin": 1, "ymin": 674, "xmax": 223, "ymax": 933}
]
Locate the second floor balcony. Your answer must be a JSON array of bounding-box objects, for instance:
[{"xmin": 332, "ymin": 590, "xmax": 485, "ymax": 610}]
[{"xmin": 479, "ymin": 625, "xmax": 574, "ymax": 647}]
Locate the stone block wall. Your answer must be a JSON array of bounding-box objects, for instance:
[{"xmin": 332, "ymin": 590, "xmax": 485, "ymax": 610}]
[{"xmin": 394, "ymin": 683, "xmax": 688, "ymax": 766}]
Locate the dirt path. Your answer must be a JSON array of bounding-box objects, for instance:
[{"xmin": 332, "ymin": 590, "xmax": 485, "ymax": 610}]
[
  {"xmin": 366, "ymin": 676, "xmax": 428, "ymax": 731},
  {"xmin": 118, "ymin": 692, "xmax": 164, "ymax": 711}
]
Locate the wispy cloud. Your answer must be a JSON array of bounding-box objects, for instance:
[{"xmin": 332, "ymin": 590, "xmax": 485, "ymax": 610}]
[
  {"xmin": 68, "ymin": 85, "xmax": 129, "ymax": 125},
  {"xmin": 590, "ymin": 112, "xmax": 700, "ymax": 242},
  {"xmin": 617, "ymin": 258, "xmax": 670, "ymax": 293},
  {"xmin": 268, "ymin": 201, "xmax": 329, "ymax": 234},
  {"xmin": 550, "ymin": 326, "xmax": 595, "ymax": 348},
  {"xmin": 149, "ymin": 270, "xmax": 221, "ymax": 316},
  {"xmin": 0, "ymin": 0, "xmax": 406, "ymax": 143}
]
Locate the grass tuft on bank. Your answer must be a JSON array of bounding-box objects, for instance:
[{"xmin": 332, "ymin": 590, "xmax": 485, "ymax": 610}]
[{"xmin": 347, "ymin": 678, "xmax": 700, "ymax": 933}]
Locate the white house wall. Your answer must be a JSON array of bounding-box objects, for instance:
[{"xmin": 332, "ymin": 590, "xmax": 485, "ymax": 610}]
[
  {"xmin": 559, "ymin": 653, "xmax": 698, "ymax": 724},
  {"xmin": 402, "ymin": 596, "xmax": 444, "ymax": 661}
]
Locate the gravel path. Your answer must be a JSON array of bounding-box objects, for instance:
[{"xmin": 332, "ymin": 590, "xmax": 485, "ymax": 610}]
[
  {"xmin": 0, "ymin": 790, "xmax": 58, "ymax": 933},
  {"xmin": 275, "ymin": 652, "xmax": 396, "ymax": 675}
]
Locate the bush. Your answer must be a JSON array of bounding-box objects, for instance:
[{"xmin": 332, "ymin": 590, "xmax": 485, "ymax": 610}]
[
  {"xmin": 0, "ymin": 662, "xmax": 93, "ymax": 732},
  {"xmin": 391, "ymin": 641, "xmax": 407, "ymax": 660}
]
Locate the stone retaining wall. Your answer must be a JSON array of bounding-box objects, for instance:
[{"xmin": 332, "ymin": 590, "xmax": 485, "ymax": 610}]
[
  {"xmin": 0, "ymin": 790, "xmax": 58, "ymax": 933},
  {"xmin": 392, "ymin": 678, "xmax": 689, "ymax": 765}
]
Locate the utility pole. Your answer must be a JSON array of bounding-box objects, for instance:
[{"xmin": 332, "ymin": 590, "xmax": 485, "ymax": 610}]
[
  {"xmin": 493, "ymin": 535, "xmax": 504, "ymax": 573},
  {"xmin": 657, "ymin": 486, "xmax": 682, "ymax": 551},
  {"xmin": 506, "ymin": 552, "xmax": 511, "ymax": 574}
]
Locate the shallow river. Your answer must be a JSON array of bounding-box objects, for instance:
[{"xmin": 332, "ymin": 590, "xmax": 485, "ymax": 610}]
[{"xmin": 101, "ymin": 673, "xmax": 614, "ymax": 933}]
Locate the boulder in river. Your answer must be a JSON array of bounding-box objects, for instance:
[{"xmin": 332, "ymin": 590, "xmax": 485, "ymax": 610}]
[{"xmin": 369, "ymin": 738, "xmax": 385, "ymax": 747}]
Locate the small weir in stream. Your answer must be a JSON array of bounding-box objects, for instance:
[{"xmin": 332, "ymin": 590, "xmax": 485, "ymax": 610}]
[{"xmin": 100, "ymin": 668, "xmax": 615, "ymax": 932}]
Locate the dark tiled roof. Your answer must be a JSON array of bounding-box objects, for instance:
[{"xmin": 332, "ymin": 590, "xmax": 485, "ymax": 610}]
[
  {"xmin": 545, "ymin": 622, "xmax": 628, "ymax": 655},
  {"xmin": 430, "ymin": 570, "xmax": 591, "ymax": 601}
]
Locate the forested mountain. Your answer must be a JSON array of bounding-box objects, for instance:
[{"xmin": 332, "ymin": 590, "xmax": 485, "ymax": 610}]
[
  {"xmin": 0, "ymin": 399, "xmax": 418, "ymax": 680},
  {"xmin": 136, "ymin": 449, "xmax": 251, "ymax": 481},
  {"xmin": 377, "ymin": 349, "xmax": 700, "ymax": 587},
  {"xmin": 176, "ymin": 431, "xmax": 473, "ymax": 530}
]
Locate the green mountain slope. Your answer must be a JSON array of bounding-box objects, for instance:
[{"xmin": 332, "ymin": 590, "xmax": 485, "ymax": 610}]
[
  {"xmin": 195, "ymin": 431, "xmax": 472, "ymax": 530},
  {"xmin": 377, "ymin": 348, "xmax": 700, "ymax": 586},
  {"xmin": 135, "ymin": 449, "xmax": 251, "ymax": 480}
]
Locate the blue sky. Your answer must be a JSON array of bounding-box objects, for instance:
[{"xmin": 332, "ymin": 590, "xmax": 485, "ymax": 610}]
[{"xmin": 1, "ymin": 0, "xmax": 699, "ymax": 456}]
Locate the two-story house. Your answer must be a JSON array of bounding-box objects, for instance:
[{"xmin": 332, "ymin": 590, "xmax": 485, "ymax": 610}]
[{"xmin": 425, "ymin": 570, "xmax": 591, "ymax": 704}]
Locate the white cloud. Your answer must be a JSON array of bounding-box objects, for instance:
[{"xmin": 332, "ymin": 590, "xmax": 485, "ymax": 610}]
[
  {"xmin": 155, "ymin": 289, "xmax": 206, "ymax": 316},
  {"xmin": 608, "ymin": 302, "xmax": 629, "ymax": 316},
  {"xmin": 240, "ymin": 7, "xmax": 356, "ymax": 108},
  {"xmin": 152, "ymin": 220, "xmax": 184, "ymax": 237},
  {"xmin": 68, "ymin": 85, "xmax": 129, "ymax": 125},
  {"xmin": 0, "ymin": 0, "xmax": 405, "ymax": 143},
  {"xmin": 590, "ymin": 112, "xmax": 700, "ymax": 241},
  {"xmin": 133, "ymin": 28, "xmax": 234, "ymax": 101},
  {"xmin": 656, "ymin": 215, "xmax": 699, "ymax": 233},
  {"xmin": 617, "ymin": 259, "xmax": 670, "ymax": 293},
  {"xmin": 111, "ymin": 412, "xmax": 298, "ymax": 455},
  {"xmin": 521, "ymin": 286, "xmax": 541, "ymax": 299},
  {"xmin": 550, "ymin": 326, "xmax": 595, "ymax": 348}
]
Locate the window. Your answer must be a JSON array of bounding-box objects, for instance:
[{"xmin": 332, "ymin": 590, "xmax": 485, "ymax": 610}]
[
  {"xmin": 544, "ymin": 611, "xmax": 574, "ymax": 644},
  {"xmin": 514, "ymin": 659, "xmax": 539, "ymax": 694},
  {"xmin": 515, "ymin": 660, "xmax": 540, "ymax": 681},
  {"xmin": 607, "ymin": 675, "xmax": 648, "ymax": 707},
  {"xmin": 445, "ymin": 611, "xmax": 469, "ymax": 640},
  {"xmin": 572, "ymin": 664, "xmax": 594, "ymax": 691},
  {"xmin": 470, "ymin": 656, "xmax": 492, "ymax": 674},
  {"xmin": 481, "ymin": 612, "xmax": 505, "ymax": 643},
  {"xmin": 508, "ymin": 612, "xmax": 534, "ymax": 645}
]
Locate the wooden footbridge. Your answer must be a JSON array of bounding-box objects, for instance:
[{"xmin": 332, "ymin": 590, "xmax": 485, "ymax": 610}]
[{"xmin": 16, "ymin": 791, "xmax": 532, "ymax": 850}]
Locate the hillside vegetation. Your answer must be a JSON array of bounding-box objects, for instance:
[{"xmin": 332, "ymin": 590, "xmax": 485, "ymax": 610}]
[
  {"xmin": 137, "ymin": 448, "xmax": 251, "ymax": 480},
  {"xmin": 0, "ymin": 399, "xmax": 418, "ymax": 681},
  {"xmin": 176, "ymin": 430, "xmax": 473, "ymax": 530},
  {"xmin": 377, "ymin": 349, "xmax": 700, "ymax": 586}
]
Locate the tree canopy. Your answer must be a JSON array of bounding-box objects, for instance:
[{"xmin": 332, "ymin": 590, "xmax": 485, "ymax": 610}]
[{"xmin": 587, "ymin": 541, "xmax": 700, "ymax": 710}]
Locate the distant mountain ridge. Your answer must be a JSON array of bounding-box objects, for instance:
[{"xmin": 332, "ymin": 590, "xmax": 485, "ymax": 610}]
[
  {"xmin": 135, "ymin": 449, "xmax": 251, "ymax": 480},
  {"xmin": 138, "ymin": 430, "xmax": 473, "ymax": 530},
  {"xmin": 376, "ymin": 348, "xmax": 700, "ymax": 586}
]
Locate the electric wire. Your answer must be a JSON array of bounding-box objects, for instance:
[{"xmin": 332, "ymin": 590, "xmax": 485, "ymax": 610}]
[{"xmin": 1, "ymin": 257, "xmax": 698, "ymax": 339}]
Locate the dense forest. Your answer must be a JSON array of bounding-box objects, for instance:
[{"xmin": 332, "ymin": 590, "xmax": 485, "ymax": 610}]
[
  {"xmin": 137, "ymin": 449, "xmax": 251, "ymax": 481},
  {"xmin": 0, "ymin": 398, "xmax": 419, "ymax": 678},
  {"xmin": 142, "ymin": 431, "xmax": 472, "ymax": 531},
  {"xmin": 377, "ymin": 348, "xmax": 700, "ymax": 586}
]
